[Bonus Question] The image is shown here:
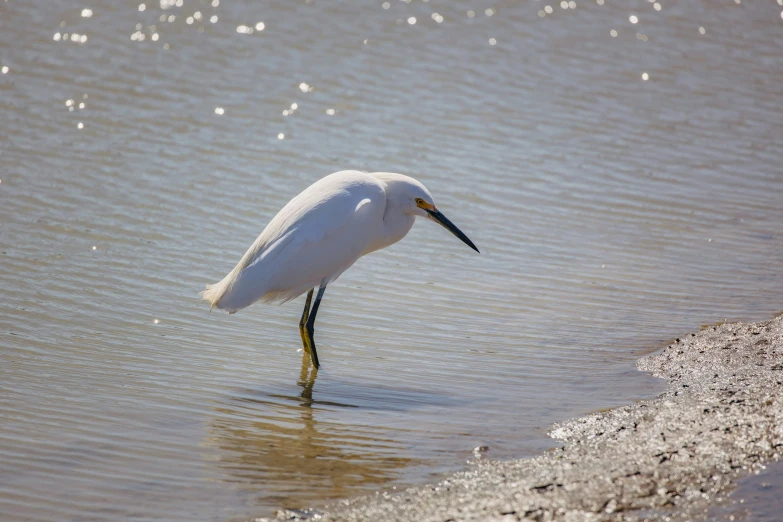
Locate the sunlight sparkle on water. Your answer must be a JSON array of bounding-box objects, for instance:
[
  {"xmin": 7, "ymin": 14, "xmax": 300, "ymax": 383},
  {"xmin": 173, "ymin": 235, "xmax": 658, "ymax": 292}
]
[
  {"xmin": 610, "ymin": 29, "xmax": 617, "ymax": 37},
  {"xmin": 299, "ymin": 82, "xmax": 312, "ymax": 92},
  {"xmin": 654, "ymin": 2, "xmax": 661, "ymax": 10},
  {"xmin": 138, "ymin": 3, "xmax": 146, "ymax": 12},
  {"xmin": 489, "ymin": 38, "xmax": 497, "ymax": 45},
  {"xmin": 81, "ymin": 8, "xmax": 93, "ymax": 18},
  {"xmin": 326, "ymin": 108, "xmax": 335, "ymax": 115},
  {"xmin": 214, "ymin": 107, "xmax": 224, "ymax": 115},
  {"xmin": 467, "ymin": 10, "xmax": 475, "ymax": 18},
  {"xmin": 485, "ymin": 8, "xmax": 494, "ymax": 16},
  {"xmin": 1, "ymin": 66, "xmax": 8, "ymax": 74},
  {"xmin": 255, "ymin": 22, "xmax": 265, "ymax": 31},
  {"xmin": 629, "ymin": 15, "xmax": 638, "ymax": 24},
  {"xmin": 277, "ymin": 133, "xmax": 285, "ymax": 139},
  {"xmin": 642, "ymin": 72, "xmax": 649, "ymax": 81},
  {"xmin": 407, "ymin": 17, "xmax": 416, "ymax": 25}
]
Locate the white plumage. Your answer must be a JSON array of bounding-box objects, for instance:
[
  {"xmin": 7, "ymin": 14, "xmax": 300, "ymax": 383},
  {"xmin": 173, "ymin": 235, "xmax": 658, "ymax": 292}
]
[{"xmin": 201, "ymin": 169, "xmax": 478, "ymax": 367}]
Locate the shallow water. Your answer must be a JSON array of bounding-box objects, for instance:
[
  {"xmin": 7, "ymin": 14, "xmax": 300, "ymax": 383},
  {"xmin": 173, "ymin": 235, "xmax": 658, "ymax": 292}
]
[
  {"xmin": 708, "ymin": 460, "xmax": 783, "ymax": 521},
  {"xmin": 1, "ymin": 0, "xmax": 782, "ymax": 520}
]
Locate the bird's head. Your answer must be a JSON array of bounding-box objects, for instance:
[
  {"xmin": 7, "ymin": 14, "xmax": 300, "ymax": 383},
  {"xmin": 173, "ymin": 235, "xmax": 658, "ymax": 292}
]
[{"xmin": 373, "ymin": 172, "xmax": 479, "ymax": 253}]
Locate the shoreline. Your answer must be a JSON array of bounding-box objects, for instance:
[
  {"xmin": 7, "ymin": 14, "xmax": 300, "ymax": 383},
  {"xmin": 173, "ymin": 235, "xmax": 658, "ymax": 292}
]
[{"xmin": 269, "ymin": 315, "xmax": 783, "ymax": 521}]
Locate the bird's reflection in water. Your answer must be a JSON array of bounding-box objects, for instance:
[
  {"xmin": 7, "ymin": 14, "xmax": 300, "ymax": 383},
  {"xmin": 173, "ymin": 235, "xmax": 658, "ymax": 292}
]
[{"xmin": 208, "ymin": 353, "xmax": 420, "ymax": 510}]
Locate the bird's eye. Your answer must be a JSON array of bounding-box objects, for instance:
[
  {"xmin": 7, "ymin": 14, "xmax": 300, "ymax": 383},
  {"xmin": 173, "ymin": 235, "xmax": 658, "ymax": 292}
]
[{"xmin": 415, "ymin": 198, "xmax": 424, "ymax": 206}]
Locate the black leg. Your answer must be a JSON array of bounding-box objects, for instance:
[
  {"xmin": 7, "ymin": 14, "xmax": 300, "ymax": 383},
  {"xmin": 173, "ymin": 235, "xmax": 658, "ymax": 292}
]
[
  {"xmin": 304, "ymin": 284, "xmax": 327, "ymax": 369},
  {"xmin": 299, "ymin": 289, "xmax": 314, "ymax": 354}
]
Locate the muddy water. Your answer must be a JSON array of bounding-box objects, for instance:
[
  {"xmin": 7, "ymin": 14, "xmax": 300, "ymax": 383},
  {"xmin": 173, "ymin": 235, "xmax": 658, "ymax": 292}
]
[{"xmin": 1, "ymin": 0, "xmax": 782, "ymax": 520}]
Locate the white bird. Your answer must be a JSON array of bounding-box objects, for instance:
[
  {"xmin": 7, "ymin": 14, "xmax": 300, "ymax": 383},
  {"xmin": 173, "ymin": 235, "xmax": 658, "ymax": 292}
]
[{"xmin": 201, "ymin": 170, "xmax": 479, "ymax": 368}]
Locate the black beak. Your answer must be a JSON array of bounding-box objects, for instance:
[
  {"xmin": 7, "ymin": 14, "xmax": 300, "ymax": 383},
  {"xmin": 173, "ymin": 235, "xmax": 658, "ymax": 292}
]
[{"xmin": 425, "ymin": 208, "xmax": 480, "ymax": 253}]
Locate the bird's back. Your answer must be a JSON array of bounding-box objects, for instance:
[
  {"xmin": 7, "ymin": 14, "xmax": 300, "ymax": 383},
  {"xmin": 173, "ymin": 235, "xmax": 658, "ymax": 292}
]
[{"xmin": 202, "ymin": 171, "xmax": 387, "ymax": 312}]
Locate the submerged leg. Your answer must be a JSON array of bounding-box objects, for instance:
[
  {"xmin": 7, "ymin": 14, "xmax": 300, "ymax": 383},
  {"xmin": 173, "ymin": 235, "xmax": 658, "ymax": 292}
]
[
  {"xmin": 299, "ymin": 289, "xmax": 314, "ymax": 353},
  {"xmin": 298, "ymin": 349, "xmax": 318, "ymax": 400},
  {"xmin": 304, "ymin": 284, "xmax": 327, "ymax": 369}
]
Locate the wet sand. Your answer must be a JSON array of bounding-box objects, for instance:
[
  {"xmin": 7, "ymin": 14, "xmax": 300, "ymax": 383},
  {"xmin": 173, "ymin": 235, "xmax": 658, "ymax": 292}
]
[{"xmin": 270, "ymin": 316, "xmax": 783, "ymax": 521}]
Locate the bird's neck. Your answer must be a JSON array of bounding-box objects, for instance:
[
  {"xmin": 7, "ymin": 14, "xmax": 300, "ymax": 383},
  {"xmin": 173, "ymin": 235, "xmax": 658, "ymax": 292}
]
[{"xmin": 365, "ymin": 203, "xmax": 415, "ymax": 255}]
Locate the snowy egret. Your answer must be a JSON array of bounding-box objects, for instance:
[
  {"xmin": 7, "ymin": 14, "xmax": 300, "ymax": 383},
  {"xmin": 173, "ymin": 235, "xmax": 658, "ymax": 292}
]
[{"xmin": 201, "ymin": 170, "xmax": 479, "ymax": 368}]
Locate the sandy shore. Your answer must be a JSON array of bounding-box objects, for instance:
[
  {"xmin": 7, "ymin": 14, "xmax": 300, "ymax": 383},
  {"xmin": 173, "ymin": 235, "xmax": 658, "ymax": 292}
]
[{"xmin": 269, "ymin": 316, "xmax": 783, "ymax": 521}]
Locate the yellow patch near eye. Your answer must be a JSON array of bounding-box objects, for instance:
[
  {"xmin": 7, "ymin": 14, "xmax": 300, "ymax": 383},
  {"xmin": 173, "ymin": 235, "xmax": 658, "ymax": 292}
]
[{"xmin": 416, "ymin": 199, "xmax": 435, "ymax": 210}]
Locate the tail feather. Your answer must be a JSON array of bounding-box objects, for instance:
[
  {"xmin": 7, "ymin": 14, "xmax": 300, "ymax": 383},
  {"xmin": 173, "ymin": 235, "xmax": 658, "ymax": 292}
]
[{"xmin": 200, "ymin": 270, "xmax": 236, "ymax": 311}]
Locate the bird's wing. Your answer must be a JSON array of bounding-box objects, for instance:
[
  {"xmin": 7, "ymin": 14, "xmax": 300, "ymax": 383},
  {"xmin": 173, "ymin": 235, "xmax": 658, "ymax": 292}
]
[
  {"xmin": 242, "ymin": 172, "xmax": 385, "ymax": 269},
  {"xmin": 205, "ymin": 171, "xmax": 386, "ymax": 311}
]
